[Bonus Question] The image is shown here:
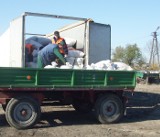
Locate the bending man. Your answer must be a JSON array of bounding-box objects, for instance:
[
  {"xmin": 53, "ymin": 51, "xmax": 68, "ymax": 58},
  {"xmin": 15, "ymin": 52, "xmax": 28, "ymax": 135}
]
[{"xmin": 37, "ymin": 42, "xmax": 66, "ymax": 68}]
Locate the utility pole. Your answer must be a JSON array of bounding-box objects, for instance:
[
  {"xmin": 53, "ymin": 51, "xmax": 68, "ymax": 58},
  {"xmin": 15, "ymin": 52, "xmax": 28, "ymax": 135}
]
[{"xmin": 149, "ymin": 26, "xmax": 160, "ymax": 68}]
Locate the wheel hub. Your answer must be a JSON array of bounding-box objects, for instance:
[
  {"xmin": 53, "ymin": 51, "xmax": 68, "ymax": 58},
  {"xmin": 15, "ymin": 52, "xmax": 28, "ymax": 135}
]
[
  {"xmin": 14, "ymin": 103, "xmax": 33, "ymax": 122},
  {"xmin": 106, "ymin": 106, "xmax": 113, "ymax": 112},
  {"xmin": 21, "ymin": 109, "xmax": 28, "ymax": 117},
  {"xmin": 103, "ymin": 101, "xmax": 116, "ymax": 116}
]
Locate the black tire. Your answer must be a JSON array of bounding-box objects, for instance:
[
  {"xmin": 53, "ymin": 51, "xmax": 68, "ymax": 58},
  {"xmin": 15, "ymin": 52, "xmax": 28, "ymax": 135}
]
[
  {"xmin": 5, "ymin": 96, "xmax": 41, "ymax": 129},
  {"xmin": 95, "ymin": 94, "xmax": 124, "ymax": 124},
  {"xmin": 72, "ymin": 100, "xmax": 93, "ymax": 113}
]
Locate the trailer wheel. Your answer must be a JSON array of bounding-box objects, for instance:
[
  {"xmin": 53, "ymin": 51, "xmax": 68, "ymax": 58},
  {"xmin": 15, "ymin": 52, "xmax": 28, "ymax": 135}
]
[
  {"xmin": 95, "ymin": 94, "xmax": 124, "ymax": 124},
  {"xmin": 5, "ymin": 96, "xmax": 41, "ymax": 129}
]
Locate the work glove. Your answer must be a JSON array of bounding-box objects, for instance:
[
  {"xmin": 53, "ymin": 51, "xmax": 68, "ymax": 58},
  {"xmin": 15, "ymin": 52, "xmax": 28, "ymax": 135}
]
[{"xmin": 64, "ymin": 54, "xmax": 68, "ymax": 58}]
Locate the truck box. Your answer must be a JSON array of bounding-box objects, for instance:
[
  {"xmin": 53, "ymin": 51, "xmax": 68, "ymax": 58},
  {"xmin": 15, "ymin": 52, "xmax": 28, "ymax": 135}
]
[{"xmin": 0, "ymin": 12, "xmax": 111, "ymax": 67}]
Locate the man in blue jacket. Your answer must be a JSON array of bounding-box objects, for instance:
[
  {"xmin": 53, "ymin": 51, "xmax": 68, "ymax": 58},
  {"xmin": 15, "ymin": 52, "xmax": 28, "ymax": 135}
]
[{"xmin": 37, "ymin": 41, "xmax": 66, "ymax": 68}]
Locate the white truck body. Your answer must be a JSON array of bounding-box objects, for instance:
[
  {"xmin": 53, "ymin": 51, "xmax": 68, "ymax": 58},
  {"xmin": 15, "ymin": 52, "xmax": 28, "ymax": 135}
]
[{"xmin": 0, "ymin": 12, "xmax": 111, "ymax": 67}]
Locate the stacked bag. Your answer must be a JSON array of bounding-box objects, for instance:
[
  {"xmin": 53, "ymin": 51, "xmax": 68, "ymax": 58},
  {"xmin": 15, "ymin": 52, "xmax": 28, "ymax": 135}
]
[
  {"xmin": 25, "ymin": 36, "xmax": 52, "ymax": 68},
  {"xmin": 25, "ymin": 36, "xmax": 83, "ymax": 68},
  {"xmin": 45, "ymin": 59, "xmax": 133, "ymax": 71},
  {"xmin": 25, "ymin": 36, "xmax": 133, "ymax": 71}
]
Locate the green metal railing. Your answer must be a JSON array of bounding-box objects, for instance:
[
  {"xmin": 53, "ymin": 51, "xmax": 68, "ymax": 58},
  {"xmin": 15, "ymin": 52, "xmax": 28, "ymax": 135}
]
[{"xmin": 0, "ymin": 67, "xmax": 136, "ymax": 89}]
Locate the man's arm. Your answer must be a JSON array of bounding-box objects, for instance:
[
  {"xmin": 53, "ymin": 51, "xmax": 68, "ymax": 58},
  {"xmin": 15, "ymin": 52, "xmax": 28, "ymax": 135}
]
[{"xmin": 53, "ymin": 48, "xmax": 66, "ymax": 65}]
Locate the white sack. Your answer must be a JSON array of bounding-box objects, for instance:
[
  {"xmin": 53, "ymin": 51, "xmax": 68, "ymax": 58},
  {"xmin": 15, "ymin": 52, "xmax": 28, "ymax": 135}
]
[
  {"xmin": 51, "ymin": 61, "xmax": 58, "ymax": 67},
  {"xmin": 72, "ymin": 65, "xmax": 81, "ymax": 69},
  {"xmin": 113, "ymin": 62, "xmax": 133, "ymax": 70},
  {"xmin": 75, "ymin": 58, "xmax": 84, "ymax": 68},
  {"xmin": 92, "ymin": 60, "xmax": 115, "ymax": 70},
  {"xmin": 33, "ymin": 57, "xmax": 37, "ymax": 63},
  {"xmin": 60, "ymin": 62, "xmax": 72, "ymax": 69},
  {"xmin": 44, "ymin": 61, "xmax": 58, "ymax": 68},
  {"xmin": 26, "ymin": 39, "xmax": 42, "ymax": 50},
  {"xmin": 32, "ymin": 49, "xmax": 38, "ymax": 57},
  {"xmin": 68, "ymin": 50, "xmax": 85, "ymax": 58},
  {"xmin": 25, "ymin": 36, "xmax": 51, "ymax": 49},
  {"xmin": 37, "ymin": 37, "xmax": 51, "ymax": 46},
  {"xmin": 66, "ymin": 57, "xmax": 84, "ymax": 67},
  {"xmin": 64, "ymin": 37, "xmax": 77, "ymax": 47},
  {"xmin": 66, "ymin": 57, "xmax": 76, "ymax": 65},
  {"xmin": 44, "ymin": 65, "xmax": 56, "ymax": 69},
  {"xmin": 32, "ymin": 50, "xmax": 38, "ymax": 63},
  {"xmin": 85, "ymin": 65, "xmax": 94, "ymax": 70}
]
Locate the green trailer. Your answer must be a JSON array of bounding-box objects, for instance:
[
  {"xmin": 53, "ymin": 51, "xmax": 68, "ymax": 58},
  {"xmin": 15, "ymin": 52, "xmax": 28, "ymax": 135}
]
[
  {"xmin": 0, "ymin": 12, "xmax": 137, "ymax": 129},
  {"xmin": 0, "ymin": 67, "xmax": 136, "ymax": 129}
]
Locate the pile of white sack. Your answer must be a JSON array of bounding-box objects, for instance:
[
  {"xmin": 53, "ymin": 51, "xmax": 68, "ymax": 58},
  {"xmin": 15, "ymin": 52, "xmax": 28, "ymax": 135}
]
[
  {"xmin": 25, "ymin": 36, "xmax": 133, "ymax": 71},
  {"xmin": 87, "ymin": 60, "xmax": 133, "ymax": 70},
  {"xmin": 45, "ymin": 59, "xmax": 133, "ymax": 71},
  {"xmin": 25, "ymin": 36, "xmax": 52, "ymax": 68},
  {"xmin": 44, "ymin": 49, "xmax": 85, "ymax": 69}
]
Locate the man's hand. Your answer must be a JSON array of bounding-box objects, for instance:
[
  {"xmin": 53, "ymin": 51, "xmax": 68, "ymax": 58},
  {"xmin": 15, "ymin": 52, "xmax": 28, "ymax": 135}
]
[{"xmin": 64, "ymin": 54, "xmax": 68, "ymax": 58}]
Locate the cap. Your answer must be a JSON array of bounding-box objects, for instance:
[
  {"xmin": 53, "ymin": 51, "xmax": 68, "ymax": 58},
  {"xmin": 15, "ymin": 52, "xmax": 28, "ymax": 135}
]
[{"xmin": 54, "ymin": 31, "xmax": 60, "ymax": 37}]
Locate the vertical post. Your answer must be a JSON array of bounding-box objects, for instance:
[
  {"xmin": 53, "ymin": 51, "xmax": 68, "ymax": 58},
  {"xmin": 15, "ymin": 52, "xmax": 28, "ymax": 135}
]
[
  {"xmin": 22, "ymin": 15, "xmax": 25, "ymax": 67},
  {"xmin": 84, "ymin": 20, "xmax": 89, "ymax": 66},
  {"xmin": 149, "ymin": 30, "xmax": 160, "ymax": 68},
  {"xmin": 155, "ymin": 36, "xmax": 160, "ymax": 66},
  {"xmin": 149, "ymin": 38, "xmax": 154, "ymax": 65}
]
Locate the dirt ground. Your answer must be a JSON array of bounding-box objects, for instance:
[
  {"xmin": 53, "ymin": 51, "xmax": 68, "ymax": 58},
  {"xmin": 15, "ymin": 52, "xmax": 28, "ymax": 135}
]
[{"xmin": 1, "ymin": 84, "xmax": 160, "ymax": 137}]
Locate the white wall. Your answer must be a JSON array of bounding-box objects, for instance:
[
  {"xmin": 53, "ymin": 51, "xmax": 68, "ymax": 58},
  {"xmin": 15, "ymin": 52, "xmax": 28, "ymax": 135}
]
[{"xmin": 0, "ymin": 28, "xmax": 10, "ymax": 67}]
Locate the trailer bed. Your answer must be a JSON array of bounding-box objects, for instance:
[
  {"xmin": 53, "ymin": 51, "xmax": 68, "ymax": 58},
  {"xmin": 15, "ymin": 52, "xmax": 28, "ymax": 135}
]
[{"xmin": 0, "ymin": 67, "xmax": 136, "ymax": 91}]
